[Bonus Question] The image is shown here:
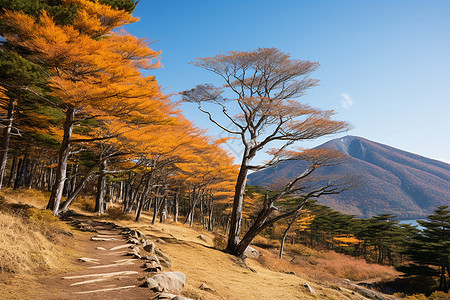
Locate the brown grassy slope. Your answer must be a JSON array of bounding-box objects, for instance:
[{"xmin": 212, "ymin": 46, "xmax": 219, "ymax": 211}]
[
  {"xmin": 118, "ymin": 215, "xmax": 385, "ymax": 300},
  {"xmin": 0, "ymin": 189, "xmax": 84, "ymax": 299},
  {"xmin": 0, "ymin": 189, "xmax": 398, "ymax": 299}
]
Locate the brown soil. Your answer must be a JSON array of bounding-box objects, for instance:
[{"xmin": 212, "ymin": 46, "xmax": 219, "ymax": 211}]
[{"xmin": 23, "ymin": 218, "xmax": 157, "ymax": 300}]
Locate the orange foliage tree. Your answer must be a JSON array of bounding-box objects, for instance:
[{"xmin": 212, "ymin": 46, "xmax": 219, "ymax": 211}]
[
  {"xmin": 1, "ymin": 0, "xmax": 168, "ymax": 215},
  {"xmin": 182, "ymin": 48, "xmax": 350, "ymax": 256}
]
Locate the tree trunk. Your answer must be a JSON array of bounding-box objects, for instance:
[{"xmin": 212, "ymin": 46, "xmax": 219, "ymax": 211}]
[
  {"xmin": 0, "ymin": 98, "xmax": 15, "ymax": 190},
  {"xmin": 7, "ymin": 155, "xmax": 17, "ymax": 187},
  {"xmin": 208, "ymin": 193, "xmax": 214, "ymax": 231},
  {"xmin": 59, "ymin": 172, "xmax": 94, "ymax": 213},
  {"xmin": 135, "ymin": 174, "xmax": 151, "ymax": 222},
  {"xmin": 160, "ymin": 197, "xmax": 167, "ymax": 223},
  {"xmin": 152, "ymin": 197, "xmax": 159, "ymax": 225},
  {"xmin": 14, "ymin": 154, "xmax": 28, "ymax": 189},
  {"xmin": 26, "ymin": 160, "xmax": 37, "ymax": 188},
  {"xmin": 174, "ymin": 192, "xmax": 179, "ymax": 223},
  {"xmin": 226, "ymin": 154, "xmax": 250, "ymax": 254},
  {"xmin": 47, "ymin": 107, "xmax": 74, "ymax": 215},
  {"xmin": 279, "ymin": 217, "xmax": 296, "ymax": 258},
  {"xmin": 95, "ymin": 159, "xmax": 107, "ymax": 214}
]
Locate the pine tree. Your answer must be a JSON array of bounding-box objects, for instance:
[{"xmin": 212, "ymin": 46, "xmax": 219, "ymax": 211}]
[{"xmin": 397, "ymin": 206, "xmax": 450, "ymax": 292}]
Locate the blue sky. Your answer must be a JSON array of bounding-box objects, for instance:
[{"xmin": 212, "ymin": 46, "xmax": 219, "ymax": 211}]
[{"xmin": 125, "ymin": 0, "xmax": 450, "ymax": 164}]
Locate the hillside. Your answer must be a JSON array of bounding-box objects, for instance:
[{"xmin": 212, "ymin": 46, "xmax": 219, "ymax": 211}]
[
  {"xmin": 0, "ymin": 189, "xmax": 397, "ymax": 300},
  {"xmin": 248, "ymin": 136, "xmax": 450, "ymax": 218}
]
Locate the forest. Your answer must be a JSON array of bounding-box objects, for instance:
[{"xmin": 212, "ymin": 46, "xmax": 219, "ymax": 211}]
[{"xmin": 0, "ymin": 0, "xmax": 448, "ymax": 297}]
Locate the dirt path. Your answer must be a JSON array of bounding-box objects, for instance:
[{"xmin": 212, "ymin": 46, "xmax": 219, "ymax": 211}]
[{"xmin": 38, "ymin": 218, "xmax": 157, "ymax": 300}]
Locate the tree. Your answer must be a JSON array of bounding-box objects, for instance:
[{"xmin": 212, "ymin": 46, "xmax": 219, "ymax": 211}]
[
  {"xmin": 397, "ymin": 206, "xmax": 450, "ymax": 293},
  {"xmin": 279, "ymin": 209, "xmax": 313, "ymax": 258},
  {"xmin": 182, "ymin": 48, "xmax": 349, "ymax": 256},
  {"xmin": 1, "ymin": 0, "xmax": 164, "ymax": 215}
]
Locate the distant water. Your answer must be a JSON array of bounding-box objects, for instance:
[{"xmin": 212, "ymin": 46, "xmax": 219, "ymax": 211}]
[{"xmin": 398, "ymin": 219, "xmax": 425, "ymax": 229}]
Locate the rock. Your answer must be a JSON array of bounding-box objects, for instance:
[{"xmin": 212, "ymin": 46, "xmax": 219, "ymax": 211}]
[
  {"xmin": 78, "ymin": 257, "xmax": 100, "ymax": 264},
  {"xmin": 146, "ymin": 271, "xmax": 186, "ymax": 294},
  {"xmin": 78, "ymin": 224, "xmax": 96, "ymax": 232},
  {"xmin": 172, "ymin": 296, "xmax": 193, "ymax": 300},
  {"xmin": 152, "ymin": 293, "xmax": 177, "ymax": 300},
  {"xmin": 143, "ymin": 240, "xmax": 156, "ymax": 255},
  {"xmin": 145, "ymin": 255, "xmax": 161, "ymax": 263},
  {"xmin": 145, "ymin": 260, "xmax": 162, "ymax": 272},
  {"xmin": 127, "ymin": 247, "xmax": 141, "ymax": 259},
  {"xmin": 137, "ymin": 231, "xmax": 146, "ymax": 239},
  {"xmin": 127, "ymin": 238, "xmax": 140, "ymax": 245},
  {"xmin": 197, "ymin": 234, "xmax": 211, "ymax": 243},
  {"xmin": 344, "ymin": 279, "xmax": 385, "ymax": 300},
  {"xmin": 199, "ymin": 283, "xmax": 213, "ymax": 292},
  {"xmin": 130, "ymin": 229, "xmax": 146, "ymax": 239},
  {"xmin": 96, "ymin": 247, "xmax": 106, "ymax": 251},
  {"xmin": 146, "ymin": 277, "xmax": 160, "ymax": 291},
  {"xmin": 130, "ymin": 230, "xmax": 139, "ymax": 239},
  {"xmin": 243, "ymin": 246, "xmax": 260, "ymax": 259},
  {"xmin": 91, "ymin": 236, "xmax": 117, "ymax": 241},
  {"xmin": 152, "ymin": 294, "xmax": 193, "ymax": 300},
  {"xmin": 156, "ymin": 238, "xmax": 166, "ymax": 244},
  {"xmin": 155, "ymin": 248, "xmax": 172, "ymax": 268},
  {"xmin": 303, "ymin": 283, "xmax": 317, "ymax": 296}
]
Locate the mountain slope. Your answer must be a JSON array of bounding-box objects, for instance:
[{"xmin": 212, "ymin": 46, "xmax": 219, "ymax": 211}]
[{"xmin": 247, "ymin": 136, "xmax": 450, "ymax": 218}]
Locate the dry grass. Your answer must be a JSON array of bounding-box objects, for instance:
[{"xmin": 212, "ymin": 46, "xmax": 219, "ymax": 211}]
[
  {"xmin": 313, "ymin": 251, "xmax": 400, "ymax": 281},
  {"xmin": 101, "ymin": 206, "xmax": 134, "ymax": 221},
  {"xmin": 0, "ymin": 190, "xmax": 75, "ymax": 277},
  {"xmin": 251, "ymin": 234, "xmax": 399, "ymax": 283},
  {"xmin": 256, "ymin": 245, "xmax": 399, "ymax": 284},
  {"xmin": 71, "ymin": 195, "xmax": 95, "ymax": 212},
  {"xmin": 113, "ymin": 215, "xmax": 369, "ymax": 300},
  {"xmin": 0, "ymin": 188, "xmax": 50, "ymax": 209},
  {"xmin": 0, "ymin": 211, "xmax": 59, "ymax": 274}
]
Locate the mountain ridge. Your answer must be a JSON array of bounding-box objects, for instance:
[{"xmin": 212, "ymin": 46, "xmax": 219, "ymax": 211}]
[{"xmin": 247, "ymin": 136, "xmax": 450, "ymax": 218}]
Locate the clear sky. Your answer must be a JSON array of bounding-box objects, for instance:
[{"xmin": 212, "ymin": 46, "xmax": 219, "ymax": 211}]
[{"xmin": 124, "ymin": 0, "xmax": 450, "ymax": 164}]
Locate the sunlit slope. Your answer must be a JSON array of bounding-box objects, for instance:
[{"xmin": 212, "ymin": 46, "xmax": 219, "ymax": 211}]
[{"xmin": 248, "ymin": 136, "xmax": 450, "ymax": 218}]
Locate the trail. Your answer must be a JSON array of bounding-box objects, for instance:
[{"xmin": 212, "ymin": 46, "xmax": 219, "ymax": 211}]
[{"xmin": 38, "ymin": 218, "xmax": 157, "ymax": 300}]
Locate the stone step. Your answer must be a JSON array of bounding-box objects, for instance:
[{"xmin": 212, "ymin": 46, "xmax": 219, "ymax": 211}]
[
  {"xmin": 63, "ymin": 270, "xmax": 139, "ymax": 280},
  {"xmin": 88, "ymin": 261, "xmax": 135, "ymax": 269},
  {"xmin": 109, "ymin": 244, "xmax": 132, "ymax": 251},
  {"xmin": 75, "ymin": 285, "xmax": 136, "ymax": 294},
  {"xmin": 70, "ymin": 277, "xmax": 110, "ymax": 286}
]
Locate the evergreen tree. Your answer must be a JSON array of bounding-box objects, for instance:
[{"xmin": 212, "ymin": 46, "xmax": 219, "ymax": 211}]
[{"xmin": 397, "ymin": 206, "xmax": 450, "ymax": 292}]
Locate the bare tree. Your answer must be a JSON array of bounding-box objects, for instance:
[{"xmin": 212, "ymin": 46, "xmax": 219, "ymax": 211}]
[{"xmin": 182, "ymin": 48, "xmax": 350, "ymax": 256}]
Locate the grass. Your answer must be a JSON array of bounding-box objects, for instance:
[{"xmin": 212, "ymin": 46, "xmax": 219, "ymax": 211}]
[
  {"xmin": 114, "ymin": 215, "xmax": 374, "ymax": 300},
  {"xmin": 251, "ymin": 234, "xmax": 400, "ymax": 283},
  {"xmin": 0, "ymin": 190, "xmax": 75, "ymax": 277},
  {"xmin": 0, "ymin": 211, "xmax": 58, "ymax": 274},
  {"xmin": 0, "ymin": 189, "xmax": 415, "ymax": 299}
]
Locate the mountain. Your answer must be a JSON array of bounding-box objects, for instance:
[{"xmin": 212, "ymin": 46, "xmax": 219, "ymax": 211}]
[{"xmin": 247, "ymin": 136, "xmax": 450, "ymax": 219}]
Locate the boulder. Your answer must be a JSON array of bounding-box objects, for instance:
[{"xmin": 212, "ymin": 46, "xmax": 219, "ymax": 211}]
[
  {"xmin": 127, "ymin": 247, "xmax": 141, "ymax": 259},
  {"xmin": 146, "ymin": 271, "xmax": 186, "ymax": 294},
  {"xmin": 152, "ymin": 294, "xmax": 193, "ymax": 300},
  {"xmin": 152, "ymin": 293, "xmax": 177, "ymax": 300},
  {"xmin": 143, "ymin": 240, "xmax": 156, "ymax": 255},
  {"xmin": 127, "ymin": 238, "xmax": 140, "ymax": 245},
  {"xmin": 145, "ymin": 260, "xmax": 162, "ymax": 272},
  {"xmin": 243, "ymin": 246, "xmax": 260, "ymax": 259}
]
